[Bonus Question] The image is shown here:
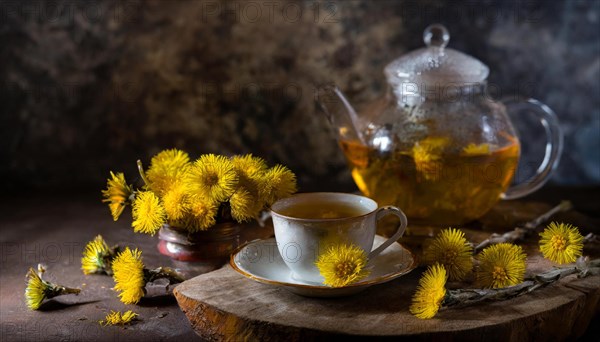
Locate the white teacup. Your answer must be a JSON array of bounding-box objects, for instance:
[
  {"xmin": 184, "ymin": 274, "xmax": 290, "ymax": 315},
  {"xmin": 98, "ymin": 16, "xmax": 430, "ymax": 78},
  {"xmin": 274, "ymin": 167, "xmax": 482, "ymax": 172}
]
[{"xmin": 271, "ymin": 192, "xmax": 408, "ymax": 284}]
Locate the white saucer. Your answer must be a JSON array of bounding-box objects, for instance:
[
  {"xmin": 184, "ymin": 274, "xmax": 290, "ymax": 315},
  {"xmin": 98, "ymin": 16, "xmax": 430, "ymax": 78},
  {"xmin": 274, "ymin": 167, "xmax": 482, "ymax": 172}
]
[{"xmin": 230, "ymin": 235, "xmax": 417, "ymax": 297}]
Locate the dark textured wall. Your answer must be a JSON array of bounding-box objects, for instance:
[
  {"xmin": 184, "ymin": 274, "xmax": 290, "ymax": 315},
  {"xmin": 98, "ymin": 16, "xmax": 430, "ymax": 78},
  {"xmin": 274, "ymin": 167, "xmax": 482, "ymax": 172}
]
[{"xmin": 1, "ymin": 0, "xmax": 599, "ymax": 193}]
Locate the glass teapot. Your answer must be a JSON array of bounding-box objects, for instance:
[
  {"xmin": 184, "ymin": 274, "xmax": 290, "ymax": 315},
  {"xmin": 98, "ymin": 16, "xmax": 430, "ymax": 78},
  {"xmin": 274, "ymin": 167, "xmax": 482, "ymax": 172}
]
[{"xmin": 316, "ymin": 24, "xmax": 563, "ymax": 225}]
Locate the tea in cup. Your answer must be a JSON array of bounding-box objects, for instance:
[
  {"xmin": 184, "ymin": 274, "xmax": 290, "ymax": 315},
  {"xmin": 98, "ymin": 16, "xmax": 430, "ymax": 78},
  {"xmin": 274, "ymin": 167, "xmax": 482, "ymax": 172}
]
[{"xmin": 271, "ymin": 192, "xmax": 407, "ymax": 284}]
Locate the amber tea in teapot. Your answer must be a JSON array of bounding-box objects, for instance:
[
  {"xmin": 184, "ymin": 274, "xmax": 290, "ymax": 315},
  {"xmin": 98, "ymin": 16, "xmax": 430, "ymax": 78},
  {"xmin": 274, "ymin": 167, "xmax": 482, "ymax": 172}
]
[{"xmin": 341, "ymin": 135, "xmax": 519, "ymax": 225}]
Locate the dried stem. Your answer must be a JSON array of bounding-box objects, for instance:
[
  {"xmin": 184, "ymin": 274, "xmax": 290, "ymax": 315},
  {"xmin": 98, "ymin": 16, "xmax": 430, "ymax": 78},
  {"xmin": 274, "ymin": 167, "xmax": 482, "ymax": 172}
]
[
  {"xmin": 523, "ymin": 200, "xmax": 572, "ymax": 229},
  {"xmin": 474, "ymin": 201, "xmax": 572, "ymax": 253},
  {"xmin": 136, "ymin": 159, "xmax": 151, "ymax": 187},
  {"xmin": 147, "ymin": 267, "xmax": 186, "ymax": 284},
  {"xmin": 50, "ymin": 285, "xmax": 82, "ymax": 297},
  {"xmin": 444, "ymin": 281, "xmax": 536, "ymax": 308},
  {"xmin": 443, "ymin": 257, "xmax": 599, "ymax": 310}
]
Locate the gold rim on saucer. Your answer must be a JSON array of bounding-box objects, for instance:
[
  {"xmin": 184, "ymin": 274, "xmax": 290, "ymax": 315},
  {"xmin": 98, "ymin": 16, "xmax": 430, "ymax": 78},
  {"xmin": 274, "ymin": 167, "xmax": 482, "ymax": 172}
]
[{"xmin": 229, "ymin": 237, "xmax": 418, "ymax": 290}]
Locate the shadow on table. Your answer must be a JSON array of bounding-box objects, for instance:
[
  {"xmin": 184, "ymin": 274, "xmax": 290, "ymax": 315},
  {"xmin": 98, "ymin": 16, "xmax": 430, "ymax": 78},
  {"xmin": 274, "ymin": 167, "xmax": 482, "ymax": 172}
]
[
  {"xmin": 39, "ymin": 299, "xmax": 101, "ymax": 311},
  {"xmin": 137, "ymin": 295, "xmax": 177, "ymax": 307}
]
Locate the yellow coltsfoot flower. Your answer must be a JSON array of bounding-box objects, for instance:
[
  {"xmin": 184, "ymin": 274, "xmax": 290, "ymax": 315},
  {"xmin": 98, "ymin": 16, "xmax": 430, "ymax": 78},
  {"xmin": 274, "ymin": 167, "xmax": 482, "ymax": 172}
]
[
  {"xmin": 259, "ymin": 164, "xmax": 297, "ymax": 205},
  {"xmin": 186, "ymin": 154, "xmax": 238, "ymax": 202},
  {"xmin": 423, "ymin": 228, "xmax": 473, "ymax": 281},
  {"xmin": 100, "ymin": 310, "xmax": 138, "ymax": 326},
  {"xmin": 232, "ymin": 169, "xmax": 266, "ymax": 219},
  {"xmin": 231, "ymin": 154, "xmax": 269, "ymax": 219},
  {"xmin": 81, "ymin": 235, "xmax": 118, "ymax": 275},
  {"xmin": 146, "ymin": 149, "xmax": 191, "ymax": 196},
  {"xmin": 229, "ymin": 189, "xmax": 255, "ymax": 222},
  {"xmin": 462, "ymin": 143, "xmax": 491, "ymax": 156},
  {"xmin": 187, "ymin": 198, "xmax": 219, "ymax": 232},
  {"xmin": 132, "ymin": 191, "xmax": 166, "ymax": 235},
  {"xmin": 410, "ymin": 263, "xmax": 447, "ymax": 319},
  {"xmin": 231, "ymin": 154, "xmax": 268, "ymax": 179},
  {"xmin": 412, "ymin": 137, "xmax": 449, "ymax": 180},
  {"xmin": 162, "ymin": 183, "xmax": 191, "ymax": 222},
  {"xmin": 539, "ymin": 222, "xmax": 584, "ymax": 264},
  {"xmin": 102, "ymin": 172, "xmax": 133, "ymax": 221},
  {"xmin": 315, "ymin": 243, "xmax": 370, "ymax": 287},
  {"xmin": 25, "ymin": 264, "xmax": 81, "ymax": 310},
  {"xmin": 112, "ymin": 248, "xmax": 146, "ymax": 305},
  {"xmin": 476, "ymin": 243, "xmax": 526, "ymax": 288},
  {"xmin": 112, "ymin": 248, "xmax": 184, "ymax": 305}
]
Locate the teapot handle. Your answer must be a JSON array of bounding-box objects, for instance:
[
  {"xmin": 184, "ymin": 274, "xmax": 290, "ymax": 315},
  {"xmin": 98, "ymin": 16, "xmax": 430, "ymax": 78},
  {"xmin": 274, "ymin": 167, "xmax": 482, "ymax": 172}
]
[{"xmin": 501, "ymin": 98, "xmax": 563, "ymax": 200}]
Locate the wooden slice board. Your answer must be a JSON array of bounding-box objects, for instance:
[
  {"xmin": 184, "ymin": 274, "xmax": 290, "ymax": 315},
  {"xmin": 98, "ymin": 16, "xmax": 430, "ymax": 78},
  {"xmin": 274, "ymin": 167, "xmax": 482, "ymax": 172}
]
[{"xmin": 174, "ymin": 201, "xmax": 600, "ymax": 341}]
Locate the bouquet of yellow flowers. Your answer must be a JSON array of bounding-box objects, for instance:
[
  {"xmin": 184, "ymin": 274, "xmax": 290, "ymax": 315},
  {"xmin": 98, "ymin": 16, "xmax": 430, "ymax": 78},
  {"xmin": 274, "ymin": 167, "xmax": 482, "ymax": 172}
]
[{"xmin": 102, "ymin": 149, "xmax": 297, "ymax": 235}]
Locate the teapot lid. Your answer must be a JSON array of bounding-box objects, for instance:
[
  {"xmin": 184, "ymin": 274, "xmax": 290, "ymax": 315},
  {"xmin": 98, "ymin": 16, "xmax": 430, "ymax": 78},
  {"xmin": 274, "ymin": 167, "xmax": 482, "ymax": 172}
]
[{"xmin": 384, "ymin": 24, "xmax": 489, "ymax": 86}]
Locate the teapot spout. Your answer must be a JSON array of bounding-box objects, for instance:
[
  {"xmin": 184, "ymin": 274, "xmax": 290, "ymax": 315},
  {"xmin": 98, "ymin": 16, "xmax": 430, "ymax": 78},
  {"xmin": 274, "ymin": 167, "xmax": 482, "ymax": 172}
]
[{"xmin": 315, "ymin": 84, "xmax": 365, "ymax": 144}]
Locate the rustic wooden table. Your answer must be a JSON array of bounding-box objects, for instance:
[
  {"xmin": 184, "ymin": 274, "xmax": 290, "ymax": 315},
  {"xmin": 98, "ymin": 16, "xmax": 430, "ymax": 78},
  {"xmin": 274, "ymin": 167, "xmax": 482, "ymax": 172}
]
[
  {"xmin": 1, "ymin": 187, "xmax": 599, "ymax": 341},
  {"xmin": 175, "ymin": 187, "xmax": 600, "ymax": 341},
  {"xmin": 0, "ymin": 193, "xmax": 202, "ymax": 341}
]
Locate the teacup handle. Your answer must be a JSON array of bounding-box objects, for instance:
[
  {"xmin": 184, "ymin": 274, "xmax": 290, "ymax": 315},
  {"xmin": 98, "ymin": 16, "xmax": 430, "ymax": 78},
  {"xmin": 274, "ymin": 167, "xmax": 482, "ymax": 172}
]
[{"xmin": 367, "ymin": 206, "xmax": 408, "ymax": 261}]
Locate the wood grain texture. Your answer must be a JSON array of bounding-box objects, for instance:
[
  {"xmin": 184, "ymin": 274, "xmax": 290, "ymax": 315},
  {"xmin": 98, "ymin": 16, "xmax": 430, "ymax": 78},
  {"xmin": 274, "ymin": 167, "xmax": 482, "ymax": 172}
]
[
  {"xmin": 174, "ymin": 201, "xmax": 600, "ymax": 341},
  {"xmin": 175, "ymin": 264, "xmax": 600, "ymax": 341}
]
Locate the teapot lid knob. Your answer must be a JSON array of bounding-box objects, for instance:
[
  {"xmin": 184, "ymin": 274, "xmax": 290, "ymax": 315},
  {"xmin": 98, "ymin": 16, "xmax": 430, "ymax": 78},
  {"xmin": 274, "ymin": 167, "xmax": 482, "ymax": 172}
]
[
  {"xmin": 384, "ymin": 23, "xmax": 488, "ymax": 86},
  {"xmin": 423, "ymin": 24, "xmax": 449, "ymax": 49}
]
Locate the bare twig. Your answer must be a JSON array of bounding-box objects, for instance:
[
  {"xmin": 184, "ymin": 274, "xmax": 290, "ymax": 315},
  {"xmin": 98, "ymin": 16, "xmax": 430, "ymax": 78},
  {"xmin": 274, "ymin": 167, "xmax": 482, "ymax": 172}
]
[
  {"xmin": 523, "ymin": 200, "xmax": 573, "ymax": 229},
  {"xmin": 443, "ymin": 257, "xmax": 600, "ymax": 309},
  {"xmin": 474, "ymin": 201, "xmax": 572, "ymax": 253}
]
